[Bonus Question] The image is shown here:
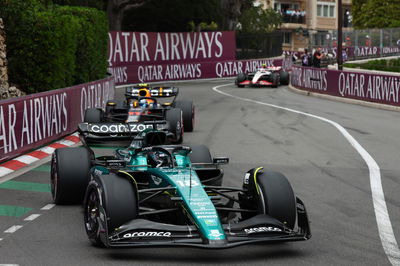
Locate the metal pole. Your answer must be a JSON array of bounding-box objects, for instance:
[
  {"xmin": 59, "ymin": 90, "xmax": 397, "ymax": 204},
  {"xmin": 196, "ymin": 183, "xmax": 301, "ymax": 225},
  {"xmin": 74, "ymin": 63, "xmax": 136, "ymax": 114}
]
[{"xmin": 337, "ymin": 0, "xmax": 343, "ymax": 70}]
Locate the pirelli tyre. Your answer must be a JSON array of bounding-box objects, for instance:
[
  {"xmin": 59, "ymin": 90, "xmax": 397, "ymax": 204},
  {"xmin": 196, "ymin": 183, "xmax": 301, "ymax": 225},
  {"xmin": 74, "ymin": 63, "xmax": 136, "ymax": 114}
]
[
  {"xmin": 236, "ymin": 73, "xmax": 247, "ymax": 88},
  {"xmin": 279, "ymin": 71, "xmax": 290, "ymax": 85},
  {"xmin": 166, "ymin": 108, "xmax": 183, "ymax": 144},
  {"xmin": 189, "ymin": 145, "xmax": 222, "ymax": 186},
  {"xmin": 84, "ymin": 173, "xmax": 138, "ymax": 247},
  {"xmin": 84, "ymin": 108, "xmax": 103, "ymax": 123},
  {"xmin": 51, "ymin": 147, "xmax": 91, "ymax": 204},
  {"xmin": 271, "ymin": 73, "xmax": 279, "ymax": 88},
  {"xmin": 242, "ymin": 169, "xmax": 296, "ymax": 229},
  {"xmin": 173, "ymin": 100, "xmax": 194, "ymax": 132}
]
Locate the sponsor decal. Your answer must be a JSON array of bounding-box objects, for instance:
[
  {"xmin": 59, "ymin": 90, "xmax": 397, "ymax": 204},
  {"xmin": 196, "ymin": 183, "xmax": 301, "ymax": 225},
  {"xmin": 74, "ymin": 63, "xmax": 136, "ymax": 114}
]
[
  {"xmin": 88, "ymin": 123, "xmax": 153, "ymax": 133},
  {"xmin": 123, "ymin": 231, "xmax": 172, "ymax": 238},
  {"xmin": 128, "ymin": 88, "xmax": 175, "ymax": 97},
  {"xmin": 208, "ymin": 229, "xmax": 224, "ymax": 238},
  {"xmin": 151, "ymin": 175, "xmax": 163, "ymax": 185},
  {"xmin": 244, "ymin": 227, "xmax": 282, "ymax": 234}
]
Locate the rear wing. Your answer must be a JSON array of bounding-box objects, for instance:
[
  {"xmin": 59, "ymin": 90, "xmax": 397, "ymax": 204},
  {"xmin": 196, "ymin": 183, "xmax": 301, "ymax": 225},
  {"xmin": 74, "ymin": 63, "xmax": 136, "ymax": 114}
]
[
  {"xmin": 125, "ymin": 86, "xmax": 179, "ymax": 98},
  {"xmin": 78, "ymin": 121, "xmax": 168, "ymax": 135}
]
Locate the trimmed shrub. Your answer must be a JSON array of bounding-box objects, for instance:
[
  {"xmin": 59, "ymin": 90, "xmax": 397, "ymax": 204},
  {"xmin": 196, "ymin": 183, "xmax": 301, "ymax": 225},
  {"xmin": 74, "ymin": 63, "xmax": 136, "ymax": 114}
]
[
  {"xmin": 54, "ymin": 6, "xmax": 108, "ymax": 84},
  {"xmin": 0, "ymin": 0, "xmax": 108, "ymax": 93},
  {"xmin": 344, "ymin": 58, "xmax": 400, "ymax": 73}
]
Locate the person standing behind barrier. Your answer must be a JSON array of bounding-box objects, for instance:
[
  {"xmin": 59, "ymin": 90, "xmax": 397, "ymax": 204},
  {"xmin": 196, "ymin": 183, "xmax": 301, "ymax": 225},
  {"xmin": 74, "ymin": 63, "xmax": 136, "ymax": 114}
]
[
  {"xmin": 312, "ymin": 47, "xmax": 324, "ymax": 68},
  {"xmin": 301, "ymin": 49, "xmax": 311, "ymax": 66}
]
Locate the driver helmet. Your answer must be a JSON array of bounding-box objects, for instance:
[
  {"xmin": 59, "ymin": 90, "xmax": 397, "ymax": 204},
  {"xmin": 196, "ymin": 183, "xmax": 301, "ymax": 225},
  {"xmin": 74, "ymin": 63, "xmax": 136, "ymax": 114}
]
[
  {"xmin": 148, "ymin": 151, "xmax": 171, "ymax": 168},
  {"xmin": 139, "ymin": 98, "xmax": 149, "ymax": 107},
  {"xmin": 262, "ymin": 64, "xmax": 267, "ymax": 69}
]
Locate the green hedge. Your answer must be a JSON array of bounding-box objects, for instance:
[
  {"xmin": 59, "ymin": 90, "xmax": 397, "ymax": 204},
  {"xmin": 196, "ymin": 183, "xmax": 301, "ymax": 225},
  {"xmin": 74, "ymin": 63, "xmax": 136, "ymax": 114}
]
[
  {"xmin": 0, "ymin": 1, "xmax": 108, "ymax": 93},
  {"xmin": 344, "ymin": 58, "xmax": 400, "ymax": 73}
]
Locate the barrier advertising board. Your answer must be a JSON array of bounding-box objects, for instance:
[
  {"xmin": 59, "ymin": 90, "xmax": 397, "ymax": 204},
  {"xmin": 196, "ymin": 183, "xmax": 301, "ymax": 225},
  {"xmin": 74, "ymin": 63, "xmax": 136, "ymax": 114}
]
[{"xmin": 0, "ymin": 76, "xmax": 114, "ymax": 162}]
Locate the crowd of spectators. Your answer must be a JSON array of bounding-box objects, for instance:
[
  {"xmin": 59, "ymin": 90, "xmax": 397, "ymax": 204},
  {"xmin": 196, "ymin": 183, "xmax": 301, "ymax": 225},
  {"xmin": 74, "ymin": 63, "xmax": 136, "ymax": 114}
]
[{"xmin": 280, "ymin": 9, "xmax": 306, "ymax": 24}]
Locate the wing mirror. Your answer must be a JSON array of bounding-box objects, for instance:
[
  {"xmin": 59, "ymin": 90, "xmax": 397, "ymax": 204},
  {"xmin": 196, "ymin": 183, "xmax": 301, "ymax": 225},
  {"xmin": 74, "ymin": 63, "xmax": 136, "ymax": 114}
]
[{"xmin": 213, "ymin": 157, "xmax": 229, "ymax": 165}]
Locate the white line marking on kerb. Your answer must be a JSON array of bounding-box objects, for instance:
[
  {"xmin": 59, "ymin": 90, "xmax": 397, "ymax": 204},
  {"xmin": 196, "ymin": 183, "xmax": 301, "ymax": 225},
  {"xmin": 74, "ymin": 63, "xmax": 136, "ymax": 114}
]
[
  {"xmin": 4, "ymin": 226, "xmax": 23, "ymax": 234},
  {"xmin": 213, "ymin": 84, "xmax": 400, "ymax": 265},
  {"xmin": 41, "ymin": 204, "xmax": 55, "ymax": 210},
  {"xmin": 24, "ymin": 214, "xmax": 41, "ymax": 221}
]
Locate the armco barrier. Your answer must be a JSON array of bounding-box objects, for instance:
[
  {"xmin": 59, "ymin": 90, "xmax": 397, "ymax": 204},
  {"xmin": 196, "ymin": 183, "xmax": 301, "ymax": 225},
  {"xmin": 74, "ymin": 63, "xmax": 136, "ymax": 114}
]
[
  {"xmin": 291, "ymin": 65, "xmax": 400, "ymax": 107},
  {"xmin": 0, "ymin": 76, "xmax": 114, "ymax": 163}
]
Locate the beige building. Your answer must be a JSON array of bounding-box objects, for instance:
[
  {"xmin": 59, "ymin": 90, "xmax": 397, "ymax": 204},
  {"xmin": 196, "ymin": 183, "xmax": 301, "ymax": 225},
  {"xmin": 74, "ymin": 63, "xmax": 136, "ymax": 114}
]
[{"xmin": 256, "ymin": 0, "xmax": 352, "ymax": 51}]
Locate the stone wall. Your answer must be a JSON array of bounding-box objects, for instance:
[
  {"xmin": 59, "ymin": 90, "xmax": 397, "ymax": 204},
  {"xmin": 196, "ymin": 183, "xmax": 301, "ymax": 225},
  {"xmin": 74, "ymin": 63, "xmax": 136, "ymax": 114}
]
[{"xmin": 0, "ymin": 18, "xmax": 25, "ymax": 100}]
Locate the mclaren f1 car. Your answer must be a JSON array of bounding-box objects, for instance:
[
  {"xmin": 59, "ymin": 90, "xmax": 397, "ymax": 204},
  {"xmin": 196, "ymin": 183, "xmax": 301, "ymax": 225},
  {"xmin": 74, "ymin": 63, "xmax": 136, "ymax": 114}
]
[
  {"xmin": 235, "ymin": 66, "xmax": 290, "ymax": 88},
  {"xmin": 50, "ymin": 130, "xmax": 311, "ymax": 249}
]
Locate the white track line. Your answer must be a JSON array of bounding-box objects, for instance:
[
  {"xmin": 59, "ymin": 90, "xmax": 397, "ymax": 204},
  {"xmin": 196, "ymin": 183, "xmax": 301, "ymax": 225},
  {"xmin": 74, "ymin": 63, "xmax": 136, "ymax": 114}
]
[
  {"xmin": 213, "ymin": 83, "xmax": 400, "ymax": 265},
  {"xmin": 40, "ymin": 204, "xmax": 55, "ymax": 211},
  {"xmin": 4, "ymin": 226, "xmax": 23, "ymax": 234},
  {"xmin": 24, "ymin": 214, "xmax": 41, "ymax": 221}
]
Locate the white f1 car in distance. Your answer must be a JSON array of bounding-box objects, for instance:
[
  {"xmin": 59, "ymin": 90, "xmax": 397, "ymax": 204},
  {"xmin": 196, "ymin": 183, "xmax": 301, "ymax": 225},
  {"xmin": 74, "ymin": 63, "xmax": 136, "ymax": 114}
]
[{"xmin": 235, "ymin": 66, "xmax": 289, "ymax": 88}]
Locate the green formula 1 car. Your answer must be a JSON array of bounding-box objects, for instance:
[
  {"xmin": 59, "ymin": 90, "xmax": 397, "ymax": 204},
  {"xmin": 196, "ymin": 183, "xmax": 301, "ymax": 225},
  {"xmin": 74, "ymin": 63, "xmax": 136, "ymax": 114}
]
[{"xmin": 50, "ymin": 130, "xmax": 310, "ymax": 248}]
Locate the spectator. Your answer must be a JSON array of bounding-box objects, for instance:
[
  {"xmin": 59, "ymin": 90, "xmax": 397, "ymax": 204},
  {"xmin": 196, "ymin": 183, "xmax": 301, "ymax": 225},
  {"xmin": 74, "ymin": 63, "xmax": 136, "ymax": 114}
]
[
  {"xmin": 301, "ymin": 49, "xmax": 311, "ymax": 66},
  {"xmin": 342, "ymin": 47, "xmax": 348, "ymax": 62},
  {"xmin": 312, "ymin": 47, "xmax": 324, "ymax": 68}
]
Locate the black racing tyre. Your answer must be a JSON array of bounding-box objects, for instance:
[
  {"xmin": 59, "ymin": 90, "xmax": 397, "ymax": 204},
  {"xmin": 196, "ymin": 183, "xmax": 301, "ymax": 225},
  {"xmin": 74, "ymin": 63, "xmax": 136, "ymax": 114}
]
[
  {"xmin": 188, "ymin": 145, "xmax": 212, "ymax": 163},
  {"xmin": 84, "ymin": 108, "xmax": 103, "ymax": 123},
  {"xmin": 51, "ymin": 147, "xmax": 91, "ymax": 205},
  {"xmin": 174, "ymin": 100, "xmax": 194, "ymax": 132},
  {"xmin": 280, "ymin": 71, "xmax": 290, "ymax": 85},
  {"xmin": 256, "ymin": 171, "xmax": 297, "ymax": 229},
  {"xmin": 188, "ymin": 145, "xmax": 223, "ymax": 186},
  {"xmin": 271, "ymin": 73, "xmax": 279, "ymax": 88},
  {"xmin": 166, "ymin": 108, "xmax": 183, "ymax": 144},
  {"xmin": 84, "ymin": 174, "xmax": 138, "ymax": 246},
  {"xmin": 236, "ymin": 73, "xmax": 247, "ymax": 88}
]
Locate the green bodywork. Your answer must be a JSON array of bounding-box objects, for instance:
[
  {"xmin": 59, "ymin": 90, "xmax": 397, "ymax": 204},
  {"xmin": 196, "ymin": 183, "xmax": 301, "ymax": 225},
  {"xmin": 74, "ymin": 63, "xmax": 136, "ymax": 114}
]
[{"xmin": 94, "ymin": 148, "xmax": 225, "ymax": 241}]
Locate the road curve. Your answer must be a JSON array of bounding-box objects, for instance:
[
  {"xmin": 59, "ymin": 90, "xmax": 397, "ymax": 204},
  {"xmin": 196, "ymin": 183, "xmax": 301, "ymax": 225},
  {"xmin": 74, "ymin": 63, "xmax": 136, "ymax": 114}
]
[{"xmin": 1, "ymin": 79, "xmax": 400, "ymax": 265}]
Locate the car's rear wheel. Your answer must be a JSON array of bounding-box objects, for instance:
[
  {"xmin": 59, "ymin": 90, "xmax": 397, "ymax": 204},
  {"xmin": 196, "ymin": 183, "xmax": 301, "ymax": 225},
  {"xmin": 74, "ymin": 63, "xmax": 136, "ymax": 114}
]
[
  {"xmin": 188, "ymin": 145, "xmax": 212, "ymax": 163},
  {"xmin": 189, "ymin": 145, "xmax": 223, "ymax": 186},
  {"xmin": 270, "ymin": 73, "xmax": 279, "ymax": 88},
  {"xmin": 166, "ymin": 108, "xmax": 183, "ymax": 144},
  {"xmin": 84, "ymin": 173, "xmax": 138, "ymax": 246},
  {"xmin": 51, "ymin": 147, "xmax": 91, "ymax": 204},
  {"xmin": 280, "ymin": 71, "xmax": 290, "ymax": 85},
  {"xmin": 174, "ymin": 100, "xmax": 194, "ymax": 132},
  {"xmin": 84, "ymin": 108, "xmax": 103, "ymax": 123}
]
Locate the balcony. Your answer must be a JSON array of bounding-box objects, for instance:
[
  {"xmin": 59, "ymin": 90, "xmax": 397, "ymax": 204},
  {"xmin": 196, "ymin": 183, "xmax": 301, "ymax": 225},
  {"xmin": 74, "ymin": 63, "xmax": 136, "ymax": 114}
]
[{"xmin": 280, "ymin": 10, "xmax": 306, "ymax": 29}]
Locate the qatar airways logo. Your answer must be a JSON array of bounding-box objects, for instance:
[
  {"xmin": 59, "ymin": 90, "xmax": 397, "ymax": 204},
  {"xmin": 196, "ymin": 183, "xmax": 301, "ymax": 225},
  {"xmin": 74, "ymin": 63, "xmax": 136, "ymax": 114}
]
[{"xmin": 108, "ymin": 31, "xmax": 228, "ymax": 65}]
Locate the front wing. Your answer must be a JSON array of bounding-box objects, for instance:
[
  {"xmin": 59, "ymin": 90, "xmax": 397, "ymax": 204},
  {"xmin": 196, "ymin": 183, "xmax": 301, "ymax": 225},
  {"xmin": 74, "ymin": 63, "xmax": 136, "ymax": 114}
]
[{"xmin": 95, "ymin": 198, "xmax": 311, "ymax": 249}]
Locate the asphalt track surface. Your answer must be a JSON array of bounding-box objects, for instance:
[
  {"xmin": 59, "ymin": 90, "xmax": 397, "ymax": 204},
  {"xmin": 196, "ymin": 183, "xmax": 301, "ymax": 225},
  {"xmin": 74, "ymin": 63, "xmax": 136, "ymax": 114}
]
[{"xmin": 1, "ymin": 79, "xmax": 400, "ymax": 265}]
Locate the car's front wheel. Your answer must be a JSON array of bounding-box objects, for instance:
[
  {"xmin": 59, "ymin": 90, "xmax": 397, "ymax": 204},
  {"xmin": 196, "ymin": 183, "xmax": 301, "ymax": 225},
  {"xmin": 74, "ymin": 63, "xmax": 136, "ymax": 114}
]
[{"xmin": 84, "ymin": 173, "xmax": 138, "ymax": 246}]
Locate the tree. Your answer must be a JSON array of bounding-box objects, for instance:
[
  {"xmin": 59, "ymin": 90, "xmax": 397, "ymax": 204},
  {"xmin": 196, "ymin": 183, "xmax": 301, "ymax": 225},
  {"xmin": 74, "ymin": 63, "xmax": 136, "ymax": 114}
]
[
  {"xmin": 352, "ymin": 0, "xmax": 400, "ymax": 29},
  {"xmin": 122, "ymin": 0, "xmax": 220, "ymax": 32},
  {"xmin": 220, "ymin": 0, "xmax": 248, "ymax": 30},
  {"xmin": 107, "ymin": 0, "xmax": 150, "ymax": 31},
  {"xmin": 238, "ymin": 5, "xmax": 282, "ymax": 33}
]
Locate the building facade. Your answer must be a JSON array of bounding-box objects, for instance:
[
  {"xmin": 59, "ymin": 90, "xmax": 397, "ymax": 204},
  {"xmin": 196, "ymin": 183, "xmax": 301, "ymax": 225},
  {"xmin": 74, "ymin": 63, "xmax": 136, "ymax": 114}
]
[{"xmin": 256, "ymin": 0, "xmax": 352, "ymax": 52}]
